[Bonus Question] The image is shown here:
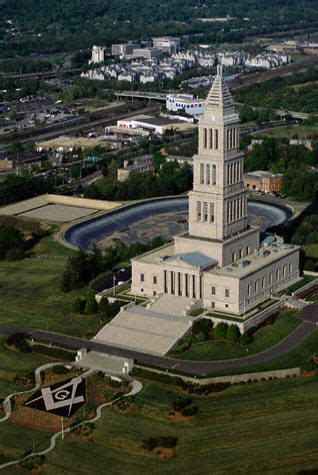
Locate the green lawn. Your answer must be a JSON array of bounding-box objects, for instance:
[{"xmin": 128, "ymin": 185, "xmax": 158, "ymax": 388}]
[
  {"xmin": 303, "ymin": 244, "xmax": 318, "ymax": 259},
  {"xmin": 255, "ymin": 123, "xmax": 318, "ymax": 140},
  {"xmin": 173, "ymin": 310, "xmax": 301, "ymax": 361},
  {"xmin": 4, "ymin": 374, "xmax": 318, "ymax": 474},
  {"xmin": 288, "ymin": 275, "xmax": 316, "ymax": 294},
  {"xmin": 0, "ymin": 335, "xmax": 50, "ymax": 399},
  {"xmin": 0, "ymin": 256, "xmax": 101, "ymax": 338}
]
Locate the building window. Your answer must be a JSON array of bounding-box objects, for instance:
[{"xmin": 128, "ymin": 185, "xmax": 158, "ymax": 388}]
[
  {"xmin": 232, "ymin": 252, "xmax": 236, "ymax": 262},
  {"xmin": 206, "ymin": 164, "xmax": 211, "ymax": 184},
  {"xmin": 289, "ymin": 262, "xmax": 293, "ymax": 274},
  {"xmin": 211, "ymin": 286, "xmax": 216, "ymax": 295},
  {"xmin": 209, "ymin": 129, "xmax": 213, "ymax": 149},
  {"xmin": 283, "ymin": 265, "xmax": 287, "ymax": 278},
  {"xmin": 210, "ymin": 203, "xmax": 215, "ymax": 223},
  {"xmin": 254, "ymin": 280, "xmax": 258, "ymax": 293},
  {"xmin": 269, "ymin": 272, "xmax": 273, "ymax": 284},
  {"xmin": 225, "ymin": 288, "xmax": 230, "ymax": 298},
  {"xmin": 203, "ymin": 128, "xmax": 207, "ymax": 148},
  {"xmin": 239, "ymin": 249, "xmax": 242, "ymax": 259},
  {"xmin": 200, "ymin": 163, "xmax": 204, "ymax": 184},
  {"xmin": 248, "ymin": 284, "xmax": 251, "ymax": 296},
  {"xmin": 153, "ymin": 275, "xmax": 157, "ymax": 284},
  {"xmin": 196, "ymin": 201, "xmax": 201, "ymax": 221},
  {"xmin": 140, "ymin": 273, "xmax": 144, "ymax": 282},
  {"xmin": 246, "ymin": 246, "xmax": 250, "ymax": 255},
  {"xmin": 262, "ymin": 276, "xmax": 266, "ymax": 288},
  {"xmin": 203, "ymin": 202, "xmax": 208, "ymax": 222},
  {"xmin": 215, "ymin": 129, "xmax": 219, "ymax": 150},
  {"xmin": 212, "ymin": 165, "xmax": 216, "ymax": 185},
  {"xmin": 276, "ymin": 268, "xmax": 280, "ymax": 281}
]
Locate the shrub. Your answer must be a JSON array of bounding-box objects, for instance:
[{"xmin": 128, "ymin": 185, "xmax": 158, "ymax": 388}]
[
  {"xmin": 192, "ymin": 318, "xmax": 213, "ymax": 338},
  {"xmin": 172, "ymin": 397, "xmax": 192, "ymax": 412},
  {"xmin": 98, "ymin": 296, "xmax": 109, "ymax": 312},
  {"xmin": 84, "ymin": 290, "xmax": 98, "ymax": 314},
  {"xmin": 226, "ymin": 325, "xmax": 240, "ymax": 342},
  {"xmin": 181, "ymin": 405, "xmax": 198, "ymax": 417},
  {"xmin": 239, "ymin": 332, "xmax": 253, "ymax": 345},
  {"xmin": 72, "ymin": 297, "xmax": 84, "ymax": 313},
  {"xmin": 142, "ymin": 436, "xmax": 178, "ymax": 451},
  {"xmin": 213, "ymin": 322, "xmax": 228, "ymax": 339},
  {"xmin": 6, "ymin": 333, "xmax": 31, "ymax": 353},
  {"xmin": 5, "ymin": 247, "xmax": 25, "ymax": 261}
]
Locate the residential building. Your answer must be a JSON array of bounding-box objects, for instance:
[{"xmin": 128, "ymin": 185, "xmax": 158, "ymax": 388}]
[
  {"xmin": 152, "ymin": 36, "xmax": 181, "ymax": 55},
  {"xmin": 243, "ymin": 171, "xmax": 283, "ymax": 194},
  {"xmin": 117, "ymin": 155, "xmax": 153, "ymax": 181},
  {"xmin": 90, "ymin": 45, "xmax": 106, "ymax": 64}
]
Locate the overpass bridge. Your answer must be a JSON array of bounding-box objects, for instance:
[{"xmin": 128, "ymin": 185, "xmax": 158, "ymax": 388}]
[{"xmin": 115, "ymin": 91, "xmax": 312, "ymax": 121}]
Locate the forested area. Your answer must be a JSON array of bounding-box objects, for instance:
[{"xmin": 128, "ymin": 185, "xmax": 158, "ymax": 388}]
[
  {"xmin": 85, "ymin": 160, "xmax": 192, "ymax": 201},
  {"xmin": 235, "ymin": 67, "xmax": 318, "ymax": 114},
  {"xmin": 244, "ymin": 137, "xmax": 318, "ymax": 202},
  {"xmin": 1, "ymin": 0, "xmax": 318, "ymax": 57}
]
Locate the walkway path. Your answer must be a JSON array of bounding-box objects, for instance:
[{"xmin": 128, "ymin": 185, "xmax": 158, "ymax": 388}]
[
  {"xmin": 1, "ymin": 301, "xmax": 318, "ymax": 376},
  {"xmin": 0, "ymin": 362, "xmax": 143, "ymax": 470}
]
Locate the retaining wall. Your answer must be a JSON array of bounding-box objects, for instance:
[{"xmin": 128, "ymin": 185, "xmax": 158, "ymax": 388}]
[{"xmin": 136, "ymin": 365, "xmax": 301, "ymax": 385}]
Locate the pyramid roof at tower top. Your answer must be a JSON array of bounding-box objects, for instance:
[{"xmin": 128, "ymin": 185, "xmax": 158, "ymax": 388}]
[{"xmin": 204, "ymin": 65, "xmax": 236, "ymax": 117}]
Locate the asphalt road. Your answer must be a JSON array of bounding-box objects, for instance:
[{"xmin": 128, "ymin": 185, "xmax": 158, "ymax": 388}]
[{"xmin": 1, "ymin": 301, "xmax": 317, "ymax": 376}]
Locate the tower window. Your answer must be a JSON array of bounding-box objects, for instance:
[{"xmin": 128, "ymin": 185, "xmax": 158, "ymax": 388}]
[
  {"xmin": 140, "ymin": 273, "xmax": 144, "ymax": 282},
  {"xmin": 209, "ymin": 129, "xmax": 213, "ymax": 149},
  {"xmin": 206, "ymin": 164, "xmax": 211, "ymax": 184},
  {"xmin": 203, "ymin": 202, "xmax": 208, "ymax": 222},
  {"xmin": 225, "ymin": 288, "xmax": 230, "ymax": 298},
  {"xmin": 210, "ymin": 203, "xmax": 215, "ymax": 223},
  {"xmin": 196, "ymin": 201, "xmax": 202, "ymax": 221},
  {"xmin": 212, "ymin": 165, "xmax": 216, "ymax": 185},
  {"xmin": 203, "ymin": 128, "xmax": 207, "ymax": 148},
  {"xmin": 200, "ymin": 163, "xmax": 204, "ymax": 184},
  {"xmin": 215, "ymin": 129, "xmax": 219, "ymax": 150}
]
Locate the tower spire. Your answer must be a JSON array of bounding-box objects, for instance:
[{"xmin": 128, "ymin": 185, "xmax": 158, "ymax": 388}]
[{"xmin": 204, "ymin": 65, "xmax": 235, "ymax": 118}]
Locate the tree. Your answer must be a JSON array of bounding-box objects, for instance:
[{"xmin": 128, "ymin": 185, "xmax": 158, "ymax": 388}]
[
  {"xmin": 72, "ymin": 297, "xmax": 84, "ymax": 313},
  {"xmin": 239, "ymin": 332, "xmax": 253, "ymax": 345},
  {"xmin": 84, "ymin": 290, "xmax": 98, "ymax": 314},
  {"xmin": 226, "ymin": 325, "xmax": 240, "ymax": 342},
  {"xmin": 213, "ymin": 322, "xmax": 228, "ymax": 339}
]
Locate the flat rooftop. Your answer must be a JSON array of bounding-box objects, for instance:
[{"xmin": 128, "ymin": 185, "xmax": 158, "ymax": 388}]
[{"xmin": 211, "ymin": 243, "xmax": 298, "ymax": 278}]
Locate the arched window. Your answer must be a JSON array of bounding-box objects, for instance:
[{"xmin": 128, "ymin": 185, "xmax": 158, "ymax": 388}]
[{"xmin": 209, "ymin": 129, "xmax": 213, "ymax": 149}]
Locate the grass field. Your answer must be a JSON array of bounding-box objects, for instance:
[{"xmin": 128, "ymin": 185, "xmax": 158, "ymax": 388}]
[
  {"xmin": 173, "ymin": 310, "xmax": 301, "ymax": 361},
  {"xmin": 3, "ymin": 373, "xmax": 318, "ymax": 474},
  {"xmin": 303, "ymin": 244, "xmax": 318, "ymax": 259},
  {"xmin": 255, "ymin": 123, "xmax": 318, "ymax": 139},
  {"xmin": 0, "ymin": 236, "xmax": 101, "ymax": 338}
]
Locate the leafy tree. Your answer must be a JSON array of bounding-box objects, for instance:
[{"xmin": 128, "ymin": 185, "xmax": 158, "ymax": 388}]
[
  {"xmin": 239, "ymin": 332, "xmax": 253, "ymax": 345},
  {"xmin": 213, "ymin": 322, "xmax": 228, "ymax": 339},
  {"xmin": 226, "ymin": 325, "xmax": 240, "ymax": 342},
  {"xmin": 84, "ymin": 290, "xmax": 98, "ymax": 314}
]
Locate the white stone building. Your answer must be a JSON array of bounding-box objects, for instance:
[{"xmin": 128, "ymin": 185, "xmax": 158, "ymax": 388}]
[
  {"xmin": 90, "ymin": 45, "xmax": 106, "ymax": 64},
  {"xmin": 131, "ymin": 67, "xmax": 300, "ymax": 318},
  {"xmin": 166, "ymin": 94, "xmax": 205, "ymax": 116}
]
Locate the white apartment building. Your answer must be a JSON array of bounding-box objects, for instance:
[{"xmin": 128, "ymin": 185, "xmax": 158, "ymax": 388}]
[{"xmin": 166, "ymin": 94, "xmax": 205, "ymax": 116}]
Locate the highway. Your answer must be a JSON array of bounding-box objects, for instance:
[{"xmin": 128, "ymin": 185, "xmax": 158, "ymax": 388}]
[{"xmin": 0, "ymin": 301, "xmax": 317, "ymax": 376}]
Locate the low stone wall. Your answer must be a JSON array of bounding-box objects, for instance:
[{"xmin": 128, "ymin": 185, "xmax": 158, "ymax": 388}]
[
  {"xmin": 46, "ymin": 194, "xmax": 122, "ymax": 211},
  {"xmin": 292, "ymin": 278, "xmax": 318, "ymax": 297},
  {"xmin": 137, "ymin": 365, "xmax": 301, "ymax": 385},
  {"xmin": 207, "ymin": 299, "xmax": 284, "ymax": 334}
]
